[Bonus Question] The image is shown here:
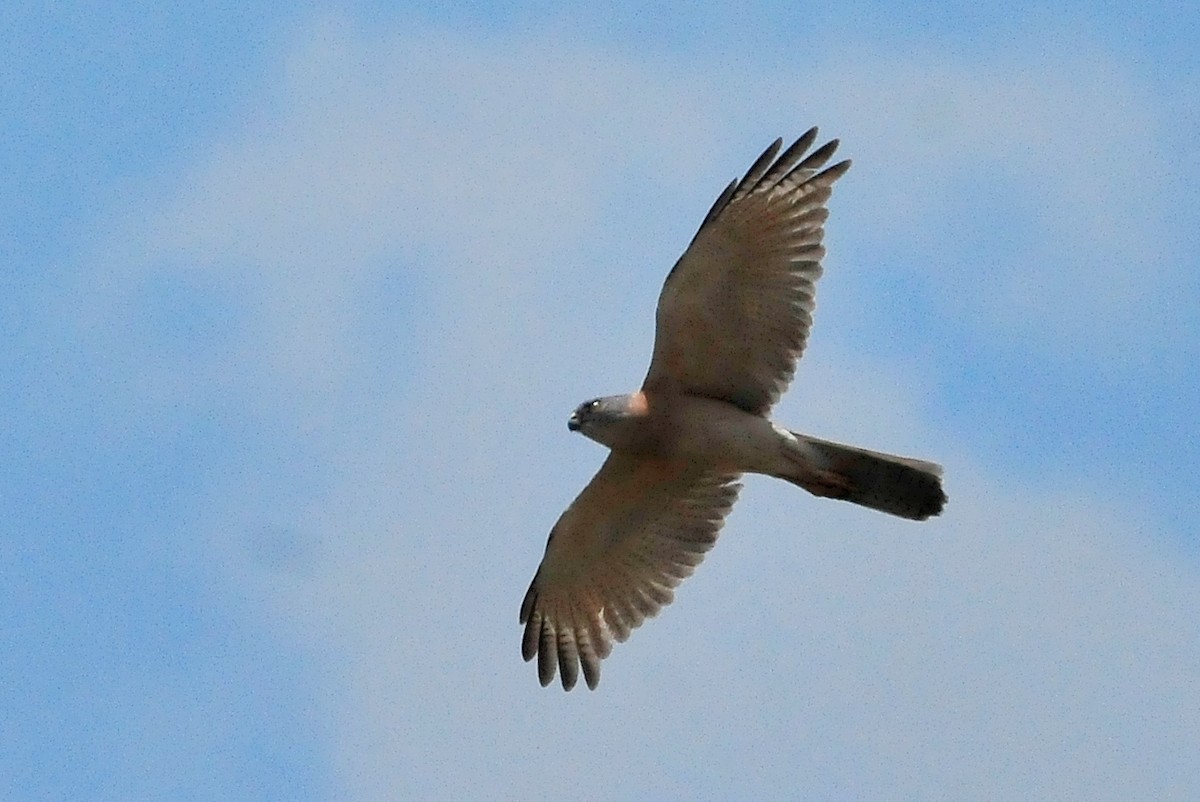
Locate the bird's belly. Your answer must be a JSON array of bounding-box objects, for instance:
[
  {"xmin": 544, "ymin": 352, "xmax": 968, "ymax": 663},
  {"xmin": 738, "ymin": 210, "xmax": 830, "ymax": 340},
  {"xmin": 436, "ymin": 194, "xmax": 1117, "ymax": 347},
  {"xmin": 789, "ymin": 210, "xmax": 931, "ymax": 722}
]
[{"xmin": 662, "ymin": 398, "xmax": 784, "ymax": 474}]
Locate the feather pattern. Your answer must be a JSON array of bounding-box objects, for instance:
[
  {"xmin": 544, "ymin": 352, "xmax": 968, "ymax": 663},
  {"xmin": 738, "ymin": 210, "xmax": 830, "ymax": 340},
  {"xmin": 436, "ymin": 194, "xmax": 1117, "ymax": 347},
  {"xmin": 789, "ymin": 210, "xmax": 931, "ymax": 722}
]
[
  {"xmin": 646, "ymin": 130, "xmax": 851, "ymax": 414},
  {"xmin": 517, "ymin": 133, "xmax": 945, "ymax": 692},
  {"xmin": 520, "ymin": 453, "xmax": 741, "ymax": 690}
]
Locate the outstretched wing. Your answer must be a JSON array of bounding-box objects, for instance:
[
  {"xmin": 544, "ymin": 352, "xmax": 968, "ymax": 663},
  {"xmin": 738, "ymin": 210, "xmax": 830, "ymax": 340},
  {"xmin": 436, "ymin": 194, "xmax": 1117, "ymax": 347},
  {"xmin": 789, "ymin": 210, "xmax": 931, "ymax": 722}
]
[
  {"xmin": 520, "ymin": 452, "xmax": 741, "ymax": 690},
  {"xmin": 644, "ymin": 129, "xmax": 851, "ymax": 415}
]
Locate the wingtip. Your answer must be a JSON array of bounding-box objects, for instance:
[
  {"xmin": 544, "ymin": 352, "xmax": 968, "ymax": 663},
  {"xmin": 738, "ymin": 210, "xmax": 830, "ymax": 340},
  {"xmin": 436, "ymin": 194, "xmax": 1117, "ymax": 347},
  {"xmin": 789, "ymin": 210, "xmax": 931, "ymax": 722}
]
[
  {"xmin": 537, "ymin": 645, "xmax": 557, "ymax": 687},
  {"xmin": 583, "ymin": 665, "xmax": 601, "ymax": 690},
  {"xmin": 798, "ymin": 138, "xmax": 841, "ymax": 171},
  {"xmin": 521, "ymin": 610, "xmax": 540, "ymax": 662},
  {"xmin": 820, "ymin": 158, "xmax": 853, "ymax": 183}
]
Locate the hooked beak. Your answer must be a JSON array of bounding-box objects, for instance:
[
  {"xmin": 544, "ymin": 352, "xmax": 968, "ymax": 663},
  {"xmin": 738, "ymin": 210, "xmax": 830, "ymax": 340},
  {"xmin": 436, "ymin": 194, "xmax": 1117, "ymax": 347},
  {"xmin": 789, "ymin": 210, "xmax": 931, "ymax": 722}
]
[{"xmin": 567, "ymin": 412, "xmax": 581, "ymax": 432}]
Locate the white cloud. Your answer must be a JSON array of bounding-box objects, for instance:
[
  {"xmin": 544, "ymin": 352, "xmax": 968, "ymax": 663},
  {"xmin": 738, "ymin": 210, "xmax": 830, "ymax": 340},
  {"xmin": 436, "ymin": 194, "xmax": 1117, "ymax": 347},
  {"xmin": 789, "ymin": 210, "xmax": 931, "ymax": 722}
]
[
  {"xmin": 101, "ymin": 20, "xmax": 1184, "ymax": 399},
  {"xmin": 814, "ymin": 49, "xmax": 1182, "ymax": 365},
  {"xmin": 208, "ymin": 349, "xmax": 1200, "ymax": 799},
  {"xmin": 100, "ymin": 16, "xmax": 1198, "ymax": 800}
]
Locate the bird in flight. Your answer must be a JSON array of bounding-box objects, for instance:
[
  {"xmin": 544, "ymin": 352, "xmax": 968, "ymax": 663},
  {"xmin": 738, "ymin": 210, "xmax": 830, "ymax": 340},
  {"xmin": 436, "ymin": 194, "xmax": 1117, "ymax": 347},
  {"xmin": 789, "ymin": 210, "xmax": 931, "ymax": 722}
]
[{"xmin": 520, "ymin": 129, "xmax": 946, "ymax": 690}]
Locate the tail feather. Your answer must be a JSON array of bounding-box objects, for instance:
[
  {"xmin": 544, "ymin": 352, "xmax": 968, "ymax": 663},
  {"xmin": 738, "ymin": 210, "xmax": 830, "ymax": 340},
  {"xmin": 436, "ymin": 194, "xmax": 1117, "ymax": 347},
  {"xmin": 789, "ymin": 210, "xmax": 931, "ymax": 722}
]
[{"xmin": 784, "ymin": 433, "xmax": 946, "ymax": 521}]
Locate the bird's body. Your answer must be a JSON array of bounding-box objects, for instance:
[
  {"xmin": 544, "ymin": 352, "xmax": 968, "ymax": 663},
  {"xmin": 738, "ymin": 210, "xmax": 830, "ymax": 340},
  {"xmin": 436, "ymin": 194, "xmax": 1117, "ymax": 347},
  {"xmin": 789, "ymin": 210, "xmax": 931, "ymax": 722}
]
[
  {"xmin": 572, "ymin": 391, "xmax": 783, "ymax": 472},
  {"xmin": 521, "ymin": 129, "xmax": 947, "ymax": 690}
]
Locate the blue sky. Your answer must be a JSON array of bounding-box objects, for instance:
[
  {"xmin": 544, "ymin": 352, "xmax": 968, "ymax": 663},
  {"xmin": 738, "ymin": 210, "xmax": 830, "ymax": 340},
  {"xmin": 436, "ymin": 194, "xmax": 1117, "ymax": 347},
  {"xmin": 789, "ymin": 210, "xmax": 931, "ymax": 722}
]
[{"xmin": 3, "ymin": 4, "xmax": 1198, "ymax": 800}]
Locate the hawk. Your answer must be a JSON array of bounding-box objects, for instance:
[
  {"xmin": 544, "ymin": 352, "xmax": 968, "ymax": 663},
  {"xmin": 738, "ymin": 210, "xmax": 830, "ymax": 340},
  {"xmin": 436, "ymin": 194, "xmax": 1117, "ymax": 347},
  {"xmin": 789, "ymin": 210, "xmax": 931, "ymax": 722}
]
[{"xmin": 521, "ymin": 129, "xmax": 946, "ymax": 690}]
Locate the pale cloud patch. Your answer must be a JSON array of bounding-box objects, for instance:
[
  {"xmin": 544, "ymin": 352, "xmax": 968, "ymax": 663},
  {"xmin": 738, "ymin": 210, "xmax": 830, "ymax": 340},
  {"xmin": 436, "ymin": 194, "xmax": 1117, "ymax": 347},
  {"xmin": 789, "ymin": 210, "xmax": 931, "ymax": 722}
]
[
  {"xmin": 96, "ymin": 17, "xmax": 1199, "ymax": 801},
  {"xmin": 107, "ymin": 20, "xmax": 1184, "ymax": 407},
  {"xmin": 209, "ymin": 333, "xmax": 1200, "ymax": 800},
  {"xmin": 799, "ymin": 47, "xmax": 1183, "ymax": 365}
]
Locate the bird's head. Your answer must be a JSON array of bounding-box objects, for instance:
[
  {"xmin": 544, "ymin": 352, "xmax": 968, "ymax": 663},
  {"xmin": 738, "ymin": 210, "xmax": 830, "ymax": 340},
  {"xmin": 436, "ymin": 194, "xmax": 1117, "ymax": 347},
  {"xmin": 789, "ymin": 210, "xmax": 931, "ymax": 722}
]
[{"xmin": 567, "ymin": 391, "xmax": 650, "ymax": 448}]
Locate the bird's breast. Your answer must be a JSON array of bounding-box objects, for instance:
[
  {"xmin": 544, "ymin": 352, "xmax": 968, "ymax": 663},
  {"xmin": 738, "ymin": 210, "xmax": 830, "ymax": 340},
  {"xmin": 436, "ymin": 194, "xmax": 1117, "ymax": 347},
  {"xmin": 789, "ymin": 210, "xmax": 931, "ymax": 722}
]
[{"xmin": 655, "ymin": 396, "xmax": 782, "ymax": 473}]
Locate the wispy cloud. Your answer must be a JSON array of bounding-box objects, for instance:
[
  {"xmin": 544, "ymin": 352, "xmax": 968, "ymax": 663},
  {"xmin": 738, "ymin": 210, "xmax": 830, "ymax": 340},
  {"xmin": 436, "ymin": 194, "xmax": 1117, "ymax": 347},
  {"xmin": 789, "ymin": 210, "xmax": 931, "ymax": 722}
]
[{"xmin": 63, "ymin": 14, "xmax": 1200, "ymax": 800}]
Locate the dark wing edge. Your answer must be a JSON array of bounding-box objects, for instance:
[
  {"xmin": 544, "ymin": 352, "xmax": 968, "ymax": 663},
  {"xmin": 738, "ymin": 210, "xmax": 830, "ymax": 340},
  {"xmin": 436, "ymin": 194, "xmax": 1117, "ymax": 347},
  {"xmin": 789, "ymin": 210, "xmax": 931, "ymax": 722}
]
[
  {"xmin": 519, "ymin": 471, "xmax": 742, "ymax": 691},
  {"xmin": 646, "ymin": 130, "xmax": 852, "ymax": 414},
  {"xmin": 672, "ymin": 128, "xmax": 851, "ymax": 277}
]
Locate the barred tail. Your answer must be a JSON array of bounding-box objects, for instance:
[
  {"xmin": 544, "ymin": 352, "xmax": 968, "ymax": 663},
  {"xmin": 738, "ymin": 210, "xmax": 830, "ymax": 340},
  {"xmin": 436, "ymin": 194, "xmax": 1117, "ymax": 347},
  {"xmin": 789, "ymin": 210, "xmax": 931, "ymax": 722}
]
[{"xmin": 783, "ymin": 433, "xmax": 946, "ymax": 521}]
